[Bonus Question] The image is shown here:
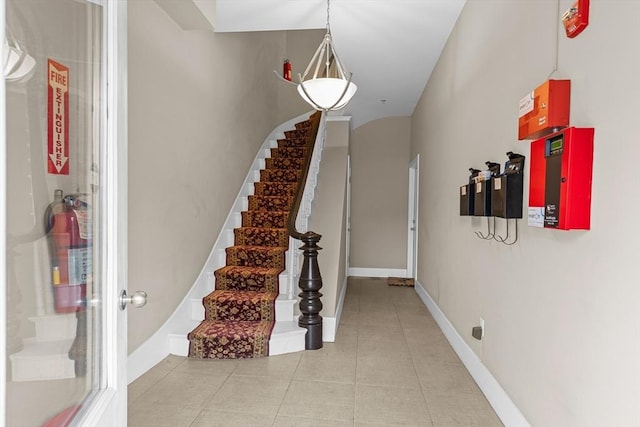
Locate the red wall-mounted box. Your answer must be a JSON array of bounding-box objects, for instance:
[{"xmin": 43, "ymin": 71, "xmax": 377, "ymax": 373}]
[
  {"xmin": 518, "ymin": 80, "xmax": 571, "ymax": 140},
  {"xmin": 562, "ymin": 0, "xmax": 590, "ymax": 38},
  {"xmin": 528, "ymin": 127, "xmax": 594, "ymax": 230}
]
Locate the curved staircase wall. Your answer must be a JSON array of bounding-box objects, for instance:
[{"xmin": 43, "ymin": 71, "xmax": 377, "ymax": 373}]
[{"xmin": 128, "ymin": 112, "xmax": 321, "ymax": 381}]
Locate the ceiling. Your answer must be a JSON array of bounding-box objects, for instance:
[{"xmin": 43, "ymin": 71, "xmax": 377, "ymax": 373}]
[{"xmin": 161, "ymin": 0, "xmax": 467, "ymax": 128}]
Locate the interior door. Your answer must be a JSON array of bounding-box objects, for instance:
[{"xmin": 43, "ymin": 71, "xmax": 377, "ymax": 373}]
[
  {"xmin": 345, "ymin": 155, "xmax": 351, "ymax": 276},
  {"xmin": 1, "ymin": 0, "xmax": 129, "ymax": 425},
  {"xmin": 407, "ymin": 155, "xmax": 419, "ymax": 279}
]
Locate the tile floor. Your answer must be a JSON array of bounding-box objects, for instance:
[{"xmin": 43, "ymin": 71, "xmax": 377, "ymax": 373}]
[{"xmin": 128, "ymin": 277, "xmax": 503, "ymax": 426}]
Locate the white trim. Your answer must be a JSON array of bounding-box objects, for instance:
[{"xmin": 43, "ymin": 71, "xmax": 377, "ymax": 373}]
[
  {"xmin": 407, "ymin": 155, "xmax": 419, "ymax": 279},
  {"xmin": 345, "ymin": 155, "xmax": 351, "ymax": 278},
  {"xmin": 414, "ymin": 280, "xmax": 531, "ymax": 427},
  {"xmin": 0, "ymin": 1, "xmax": 7, "ymax": 422},
  {"xmin": 74, "ymin": 1, "xmax": 128, "ymax": 424},
  {"xmin": 128, "ymin": 329, "xmax": 172, "ymax": 383},
  {"xmin": 322, "ymin": 317, "xmax": 336, "ymax": 342},
  {"xmin": 322, "ymin": 276, "xmax": 348, "ymax": 342},
  {"xmin": 325, "ymin": 115, "xmax": 352, "ymax": 122},
  {"xmin": 348, "ymin": 267, "xmax": 407, "ymax": 278}
]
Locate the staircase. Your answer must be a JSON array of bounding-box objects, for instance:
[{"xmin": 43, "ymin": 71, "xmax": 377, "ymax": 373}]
[
  {"xmin": 9, "ymin": 313, "xmax": 77, "ymax": 381},
  {"xmin": 186, "ymin": 112, "xmax": 322, "ymax": 359}
]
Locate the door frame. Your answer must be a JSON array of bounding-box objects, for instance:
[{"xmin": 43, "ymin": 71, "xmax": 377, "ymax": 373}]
[
  {"xmin": 406, "ymin": 155, "xmax": 419, "ymax": 279},
  {"xmin": 77, "ymin": 0, "xmax": 128, "ymax": 424},
  {"xmin": 345, "ymin": 155, "xmax": 351, "ymax": 276},
  {"xmin": 1, "ymin": 2, "xmax": 8, "ymax": 421}
]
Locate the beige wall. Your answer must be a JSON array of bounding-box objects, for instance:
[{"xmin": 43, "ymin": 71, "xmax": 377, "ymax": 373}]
[
  {"xmin": 309, "ymin": 118, "xmax": 350, "ymax": 317},
  {"xmin": 349, "ymin": 116, "xmax": 410, "ymax": 269},
  {"xmin": 276, "ymin": 29, "xmax": 326, "ymax": 123},
  {"xmin": 127, "ymin": 1, "xmax": 318, "ymax": 351},
  {"xmin": 411, "ymin": 0, "xmax": 640, "ymax": 425}
]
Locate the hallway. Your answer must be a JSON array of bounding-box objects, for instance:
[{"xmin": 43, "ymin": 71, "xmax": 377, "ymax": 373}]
[{"xmin": 128, "ymin": 277, "xmax": 503, "ymax": 426}]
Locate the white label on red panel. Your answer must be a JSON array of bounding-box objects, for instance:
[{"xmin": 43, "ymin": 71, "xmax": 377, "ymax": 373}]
[
  {"xmin": 528, "ymin": 207, "xmax": 545, "ymax": 228},
  {"xmin": 519, "ymin": 91, "xmax": 534, "ymax": 118}
]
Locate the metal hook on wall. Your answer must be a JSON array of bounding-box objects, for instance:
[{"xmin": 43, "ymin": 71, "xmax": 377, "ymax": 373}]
[
  {"xmin": 494, "ymin": 218, "xmax": 518, "ymax": 245},
  {"xmin": 475, "ymin": 217, "xmax": 495, "ymax": 240}
]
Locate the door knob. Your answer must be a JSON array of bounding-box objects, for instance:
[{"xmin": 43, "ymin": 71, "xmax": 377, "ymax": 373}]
[{"xmin": 119, "ymin": 290, "xmax": 148, "ymax": 310}]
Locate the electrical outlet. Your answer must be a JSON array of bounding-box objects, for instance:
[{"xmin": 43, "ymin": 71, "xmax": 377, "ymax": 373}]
[{"xmin": 480, "ymin": 317, "xmax": 485, "ymax": 338}]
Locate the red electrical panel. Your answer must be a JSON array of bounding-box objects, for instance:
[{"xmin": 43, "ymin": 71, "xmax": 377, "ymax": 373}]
[
  {"xmin": 528, "ymin": 127, "xmax": 594, "ymax": 230},
  {"xmin": 518, "ymin": 80, "xmax": 571, "ymax": 140}
]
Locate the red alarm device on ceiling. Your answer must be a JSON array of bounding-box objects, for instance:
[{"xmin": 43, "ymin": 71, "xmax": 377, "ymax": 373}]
[{"xmin": 562, "ymin": 0, "xmax": 589, "ymax": 38}]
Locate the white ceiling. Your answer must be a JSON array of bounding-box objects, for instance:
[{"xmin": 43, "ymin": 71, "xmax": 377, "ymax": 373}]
[{"xmin": 202, "ymin": 0, "xmax": 466, "ymax": 128}]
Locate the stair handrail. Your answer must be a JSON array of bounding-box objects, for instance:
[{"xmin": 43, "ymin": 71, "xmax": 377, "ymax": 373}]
[
  {"xmin": 285, "ymin": 114, "xmax": 324, "ymax": 299},
  {"xmin": 286, "ymin": 110, "xmax": 324, "ymax": 350}
]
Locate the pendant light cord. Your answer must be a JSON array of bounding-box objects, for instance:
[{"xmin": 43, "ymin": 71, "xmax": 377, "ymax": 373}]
[
  {"xmin": 326, "ymin": 0, "xmax": 331, "ymax": 33},
  {"xmin": 324, "ymin": 0, "xmax": 332, "ymax": 73}
]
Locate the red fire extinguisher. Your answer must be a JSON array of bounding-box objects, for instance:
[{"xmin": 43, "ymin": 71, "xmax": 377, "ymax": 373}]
[
  {"xmin": 283, "ymin": 59, "xmax": 292, "ymax": 81},
  {"xmin": 46, "ymin": 191, "xmax": 91, "ymax": 313}
]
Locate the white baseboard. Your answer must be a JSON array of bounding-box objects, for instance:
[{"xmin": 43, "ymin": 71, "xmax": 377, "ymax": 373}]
[
  {"xmin": 322, "ymin": 317, "xmax": 336, "ymax": 342},
  {"xmin": 320, "ymin": 276, "xmax": 348, "ymax": 342},
  {"xmin": 414, "ymin": 280, "xmax": 530, "ymax": 427},
  {"xmin": 332, "ymin": 276, "xmax": 348, "ymax": 339},
  {"xmin": 128, "ymin": 326, "xmax": 171, "ymax": 384},
  {"xmin": 348, "ymin": 267, "xmax": 407, "ymax": 278}
]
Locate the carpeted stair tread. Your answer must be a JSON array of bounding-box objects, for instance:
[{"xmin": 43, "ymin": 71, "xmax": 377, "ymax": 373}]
[
  {"xmin": 260, "ymin": 169, "xmax": 301, "ymax": 182},
  {"xmin": 265, "ymin": 157, "xmax": 305, "ymax": 170},
  {"xmin": 277, "ymin": 138, "xmax": 308, "ymax": 148},
  {"xmin": 248, "ymin": 195, "xmax": 294, "ymax": 211},
  {"xmin": 254, "ymin": 182, "xmax": 297, "ymax": 197},
  {"xmin": 226, "ymin": 245, "xmax": 287, "ymax": 268},
  {"xmin": 234, "ymin": 227, "xmax": 288, "ymax": 247},
  {"xmin": 241, "ymin": 210, "xmax": 289, "ymax": 228},
  {"xmin": 285, "ymin": 129, "xmax": 309, "ymax": 139},
  {"xmin": 214, "ymin": 265, "xmax": 282, "ymax": 292},
  {"xmin": 188, "ymin": 319, "xmax": 274, "ymax": 359},
  {"xmin": 270, "ymin": 147, "xmax": 307, "ymax": 159},
  {"xmin": 295, "ymin": 120, "xmax": 312, "ymax": 130},
  {"xmin": 203, "ymin": 290, "xmax": 277, "ymax": 321}
]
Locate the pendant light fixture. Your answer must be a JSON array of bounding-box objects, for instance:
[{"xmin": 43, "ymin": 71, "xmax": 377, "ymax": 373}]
[
  {"xmin": 3, "ymin": 29, "xmax": 36, "ymax": 83},
  {"xmin": 297, "ymin": 0, "xmax": 357, "ymax": 111}
]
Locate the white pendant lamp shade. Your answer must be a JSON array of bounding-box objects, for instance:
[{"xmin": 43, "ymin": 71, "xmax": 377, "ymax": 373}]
[
  {"xmin": 297, "ymin": 77, "xmax": 357, "ymax": 111},
  {"xmin": 297, "ymin": 0, "xmax": 357, "ymax": 111},
  {"xmin": 3, "ymin": 37, "xmax": 36, "ymax": 83}
]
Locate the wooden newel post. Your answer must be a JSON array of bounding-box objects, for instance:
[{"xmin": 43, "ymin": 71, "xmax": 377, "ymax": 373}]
[{"xmin": 297, "ymin": 231, "xmax": 323, "ymax": 350}]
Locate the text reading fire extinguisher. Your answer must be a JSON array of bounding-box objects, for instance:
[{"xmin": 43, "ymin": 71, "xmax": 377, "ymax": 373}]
[{"xmin": 45, "ymin": 190, "xmax": 91, "ymax": 313}]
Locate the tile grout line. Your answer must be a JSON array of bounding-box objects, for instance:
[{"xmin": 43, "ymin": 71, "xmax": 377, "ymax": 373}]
[
  {"xmin": 270, "ymin": 349, "xmax": 305, "ymax": 426},
  {"xmin": 129, "ymin": 356, "xmax": 188, "ymax": 405},
  {"xmin": 129, "ymin": 278, "xmax": 502, "ymax": 426},
  {"xmin": 394, "ymin": 294, "xmax": 436, "ymax": 427},
  {"xmin": 400, "ymin": 301, "xmax": 437, "ymax": 427},
  {"xmin": 352, "ymin": 282, "xmax": 360, "ymax": 426},
  {"xmin": 186, "ymin": 359, "xmax": 241, "ymax": 426}
]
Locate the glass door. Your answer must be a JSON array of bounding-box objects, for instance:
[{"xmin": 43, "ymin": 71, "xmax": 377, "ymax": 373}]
[{"xmin": 2, "ymin": 0, "xmax": 128, "ymax": 425}]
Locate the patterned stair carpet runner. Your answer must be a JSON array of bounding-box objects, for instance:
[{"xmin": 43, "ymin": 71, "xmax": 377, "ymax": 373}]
[{"xmin": 188, "ymin": 117, "xmax": 316, "ymax": 359}]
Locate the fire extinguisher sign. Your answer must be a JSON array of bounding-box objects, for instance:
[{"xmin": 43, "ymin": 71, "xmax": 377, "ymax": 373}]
[{"xmin": 47, "ymin": 59, "xmax": 69, "ymax": 175}]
